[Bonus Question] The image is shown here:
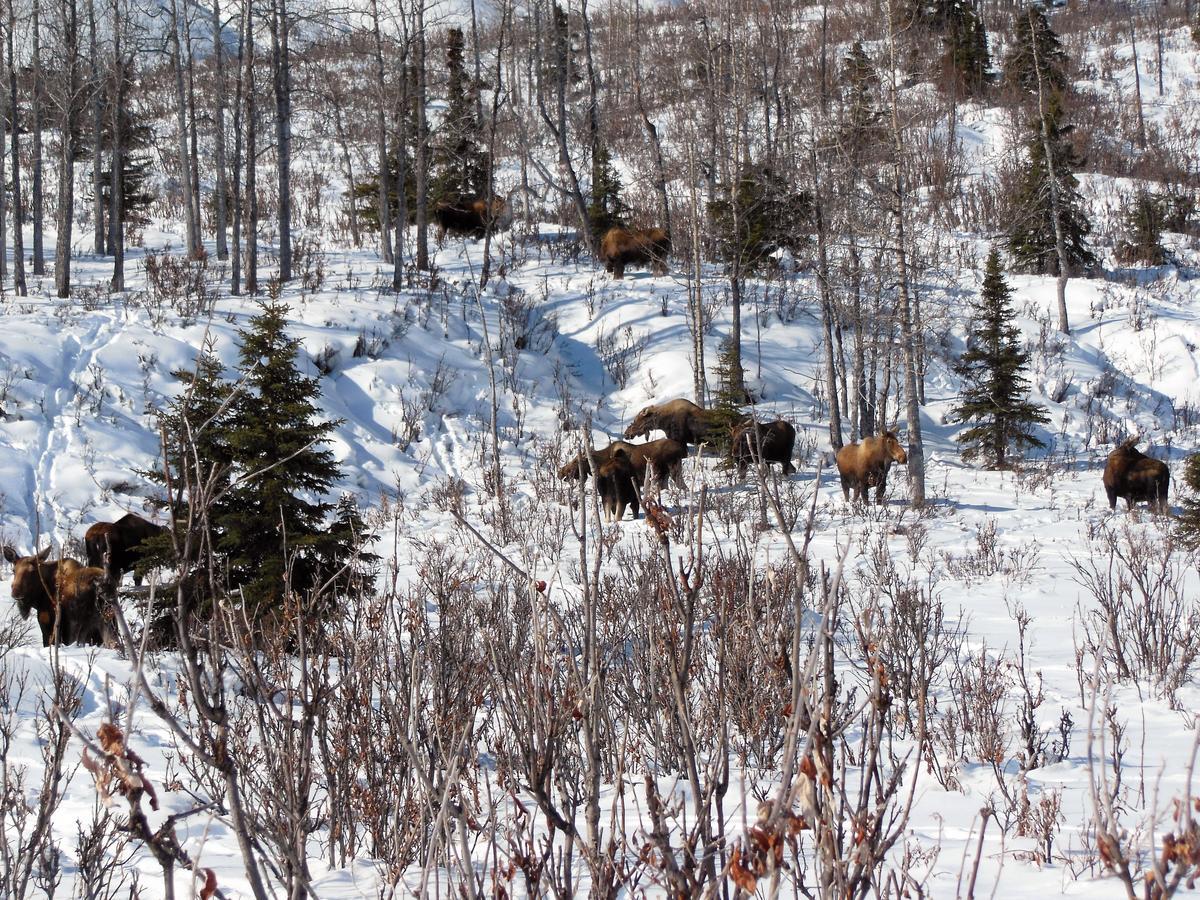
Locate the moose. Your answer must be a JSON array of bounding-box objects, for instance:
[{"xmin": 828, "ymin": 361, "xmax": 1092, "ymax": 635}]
[
  {"xmin": 835, "ymin": 431, "xmax": 909, "ymax": 504},
  {"xmin": 433, "ymin": 195, "xmax": 512, "ymax": 242},
  {"xmin": 598, "ymin": 226, "xmax": 670, "ymax": 279},
  {"xmin": 3, "ymin": 546, "xmax": 114, "ymax": 647},
  {"xmin": 85, "ymin": 513, "xmax": 166, "ymax": 587},
  {"xmin": 596, "ymin": 448, "xmax": 640, "ymax": 521},
  {"xmin": 559, "ymin": 438, "xmax": 687, "ymax": 490},
  {"xmin": 624, "ymin": 398, "xmax": 737, "ymax": 450},
  {"xmin": 732, "ymin": 419, "xmax": 797, "ymax": 478},
  {"xmin": 1103, "ymin": 438, "xmax": 1170, "ymax": 512}
]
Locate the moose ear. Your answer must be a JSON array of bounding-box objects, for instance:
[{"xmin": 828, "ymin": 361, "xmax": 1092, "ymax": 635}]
[
  {"xmin": 36, "ymin": 546, "xmax": 52, "ymax": 561},
  {"xmin": 2, "ymin": 546, "xmax": 17, "ymax": 563}
]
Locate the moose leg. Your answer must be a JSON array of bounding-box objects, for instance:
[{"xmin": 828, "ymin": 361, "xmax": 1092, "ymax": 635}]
[
  {"xmin": 37, "ymin": 610, "xmax": 54, "ymax": 647},
  {"xmin": 612, "ymin": 260, "xmax": 625, "ymax": 279},
  {"xmin": 1105, "ymin": 487, "xmax": 1118, "ymax": 510}
]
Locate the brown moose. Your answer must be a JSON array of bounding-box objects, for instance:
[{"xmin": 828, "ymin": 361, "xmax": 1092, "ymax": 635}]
[
  {"xmin": 732, "ymin": 419, "xmax": 797, "ymax": 477},
  {"xmin": 3, "ymin": 547, "xmax": 114, "ymax": 647},
  {"xmin": 559, "ymin": 438, "xmax": 687, "ymax": 490},
  {"xmin": 433, "ymin": 196, "xmax": 511, "ymax": 242},
  {"xmin": 835, "ymin": 432, "xmax": 908, "ymax": 504},
  {"xmin": 85, "ymin": 513, "xmax": 166, "ymax": 587},
  {"xmin": 624, "ymin": 398, "xmax": 736, "ymax": 449},
  {"xmin": 1103, "ymin": 438, "xmax": 1169, "ymax": 512},
  {"xmin": 598, "ymin": 226, "xmax": 670, "ymax": 279},
  {"xmin": 596, "ymin": 448, "xmax": 640, "ymax": 521}
]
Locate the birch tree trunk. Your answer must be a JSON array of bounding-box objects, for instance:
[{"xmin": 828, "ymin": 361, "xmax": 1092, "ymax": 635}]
[
  {"xmin": 369, "ymin": 0, "xmax": 392, "ymax": 264},
  {"xmin": 886, "ymin": 0, "xmax": 925, "ymax": 506},
  {"xmin": 88, "ymin": 0, "xmax": 103, "ymax": 255},
  {"xmin": 413, "ymin": 0, "xmax": 429, "ymax": 271},
  {"xmin": 1028, "ymin": 6, "xmax": 1071, "ymax": 335},
  {"xmin": 245, "ymin": 0, "xmax": 258, "ymax": 295},
  {"xmin": 32, "ymin": 0, "xmax": 45, "ymax": 275},
  {"xmin": 170, "ymin": 0, "xmax": 200, "ymax": 258},
  {"xmin": 213, "ymin": 0, "xmax": 229, "ymax": 260},
  {"xmin": 7, "ymin": 0, "xmax": 24, "ymax": 295},
  {"xmin": 271, "ymin": 0, "xmax": 292, "ymax": 281},
  {"xmin": 54, "ymin": 0, "xmax": 81, "ymax": 299}
]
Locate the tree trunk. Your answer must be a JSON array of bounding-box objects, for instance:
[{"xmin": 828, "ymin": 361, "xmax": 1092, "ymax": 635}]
[
  {"xmin": 245, "ymin": 2, "xmax": 258, "ymax": 295},
  {"xmin": 634, "ymin": 68, "xmax": 670, "ymax": 239},
  {"xmin": 185, "ymin": 17, "xmax": 202, "ymax": 253},
  {"xmin": 8, "ymin": 0, "xmax": 25, "ymax": 295},
  {"xmin": 32, "ymin": 0, "xmax": 45, "ymax": 275},
  {"xmin": 1028, "ymin": 6, "xmax": 1071, "ymax": 334},
  {"xmin": 213, "ymin": 0, "xmax": 229, "ymax": 260},
  {"xmin": 413, "ymin": 0, "xmax": 429, "ymax": 271},
  {"xmin": 231, "ymin": 0, "xmax": 246, "ymax": 295},
  {"xmin": 0, "ymin": 46, "xmax": 6, "ymax": 286},
  {"xmin": 812, "ymin": 146, "xmax": 842, "ymax": 450},
  {"xmin": 110, "ymin": 11, "xmax": 125, "ymax": 293},
  {"xmin": 54, "ymin": 0, "xmax": 80, "ymax": 300},
  {"xmin": 272, "ymin": 0, "xmax": 292, "ymax": 281},
  {"xmin": 171, "ymin": 0, "xmax": 200, "ymax": 258},
  {"xmin": 369, "ymin": 0, "xmax": 392, "ymax": 264},
  {"xmin": 88, "ymin": 0, "xmax": 103, "ymax": 255},
  {"xmin": 535, "ymin": 1, "xmax": 596, "ymax": 259},
  {"xmin": 392, "ymin": 42, "xmax": 409, "ymax": 291},
  {"xmin": 887, "ymin": 0, "xmax": 925, "ymax": 506}
]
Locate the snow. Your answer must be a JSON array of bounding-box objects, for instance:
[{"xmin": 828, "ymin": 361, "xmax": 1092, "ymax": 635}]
[{"xmin": 0, "ymin": 11, "xmax": 1199, "ymax": 900}]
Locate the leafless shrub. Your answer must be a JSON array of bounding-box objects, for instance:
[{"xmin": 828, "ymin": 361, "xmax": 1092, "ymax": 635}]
[
  {"xmin": 141, "ymin": 252, "xmax": 215, "ymax": 325},
  {"xmin": 1071, "ymin": 522, "xmax": 1198, "ymax": 700},
  {"xmin": 595, "ymin": 323, "xmax": 648, "ymax": 389},
  {"xmin": 942, "ymin": 519, "xmax": 1042, "ymax": 586}
]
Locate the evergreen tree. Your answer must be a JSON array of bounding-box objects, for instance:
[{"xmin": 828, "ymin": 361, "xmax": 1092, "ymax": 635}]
[
  {"xmin": 951, "ymin": 248, "xmax": 1049, "ymax": 469},
  {"xmin": 940, "ymin": 0, "xmax": 990, "ymax": 96},
  {"xmin": 710, "ymin": 337, "xmax": 750, "ymax": 460},
  {"xmin": 219, "ymin": 300, "xmax": 344, "ymax": 612},
  {"xmin": 1116, "ymin": 190, "xmax": 1168, "ymax": 266},
  {"xmin": 587, "ymin": 142, "xmax": 626, "ymax": 237},
  {"xmin": 429, "ymin": 26, "xmax": 489, "ymax": 207},
  {"xmin": 708, "ymin": 164, "xmax": 813, "ymax": 272},
  {"xmin": 1005, "ymin": 94, "xmax": 1096, "ymax": 275},
  {"xmin": 1176, "ymin": 453, "xmax": 1200, "ymax": 549},
  {"xmin": 139, "ymin": 338, "xmax": 235, "ymax": 592},
  {"xmin": 838, "ymin": 43, "xmax": 888, "ymax": 168},
  {"xmin": 97, "ymin": 62, "xmax": 155, "ymax": 232},
  {"xmin": 1003, "ymin": 4, "xmax": 1068, "ymax": 97}
]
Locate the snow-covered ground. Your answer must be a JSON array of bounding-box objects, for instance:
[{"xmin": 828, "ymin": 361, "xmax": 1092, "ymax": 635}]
[
  {"xmin": 1, "ymin": 14, "xmax": 1199, "ymax": 899},
  {"xmin": 0, "ymin": 213, "xmax": 1196, "ymax": 896}
]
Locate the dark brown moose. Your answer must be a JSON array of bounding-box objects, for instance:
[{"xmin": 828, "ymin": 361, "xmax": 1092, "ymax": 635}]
[
  {"xmin": 596, "ymin": 448, "xmax": 640, "ymax": 521},
  {"xmin": 835, "ymin": 432, "xmax": 908, "ymax": 504},
  {"xmin": 559, "ymin": 438, "xmax": 687, "ymax": 490},
  {"xmin": 85, "ymin": 513, "xmax": 165, "ymax": 587},
  {"xmin": 1103, "ymin": 438, "xmax": 1169, "ymax": 512},
  {"xmin": 624, "ymin": 398, "xmax": 734, "ymax": 450},
  {"xmin": 433, "ymin": 196, "xmax": 511, "ymax": 241},
  {"xmin": 598, "ymin": 226, "xmax": 670, "ymax": 279},
  {"xmin": 3, "ymin": 546, "xmax": 114, "ymax": 647},
  {"xmin": 732, "ymin": 419, "xmax": 797, "ymax": 477}
]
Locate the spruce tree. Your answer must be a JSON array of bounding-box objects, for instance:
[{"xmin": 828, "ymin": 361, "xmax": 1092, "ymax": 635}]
[
  {"xmin": 941, "ymin": 0, "xmax": 990, "ymax": 96},
  {"xmin": 429, "ymin": 26, "xmax": 489, "ymax": 208},
  {"xmin": 1003, "ymin": 3, "xmax": 1068, "ymax": 97},
  {"xmin": 838, "ymin": 43, "xmax": 887, "ymax": 163},
  {"xmin": 708, "ymin": 164, "xmax": 813, "ymax": 272},
  {"xmin": 587, "ymin": 142, "xmax": 626, "ymax": 237},
  {"xmin": 710, "ymin": 337, "xmax": 749, "ymax": 460},
  {"xmin": 1176, "ymin": 454, "xmax": 1200, "ymax": 549},
  {"xmin": 219, "ymin": 300, "xmax": 344, "ymax": 612},
  {"xmin": 138, "ymin": 339, "xmax": 235, "ymax": 597},
  {"xmin": 952, "ymin": 249, "xmax": 1049, "ymax": 469},
  {"xmin": 1116, "ymin": 190, "xmax": 1168, "ymax": 266},
  {"xmin": 1005, "ymin": 94, "xmax": 1096, "ymax": 275}
]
